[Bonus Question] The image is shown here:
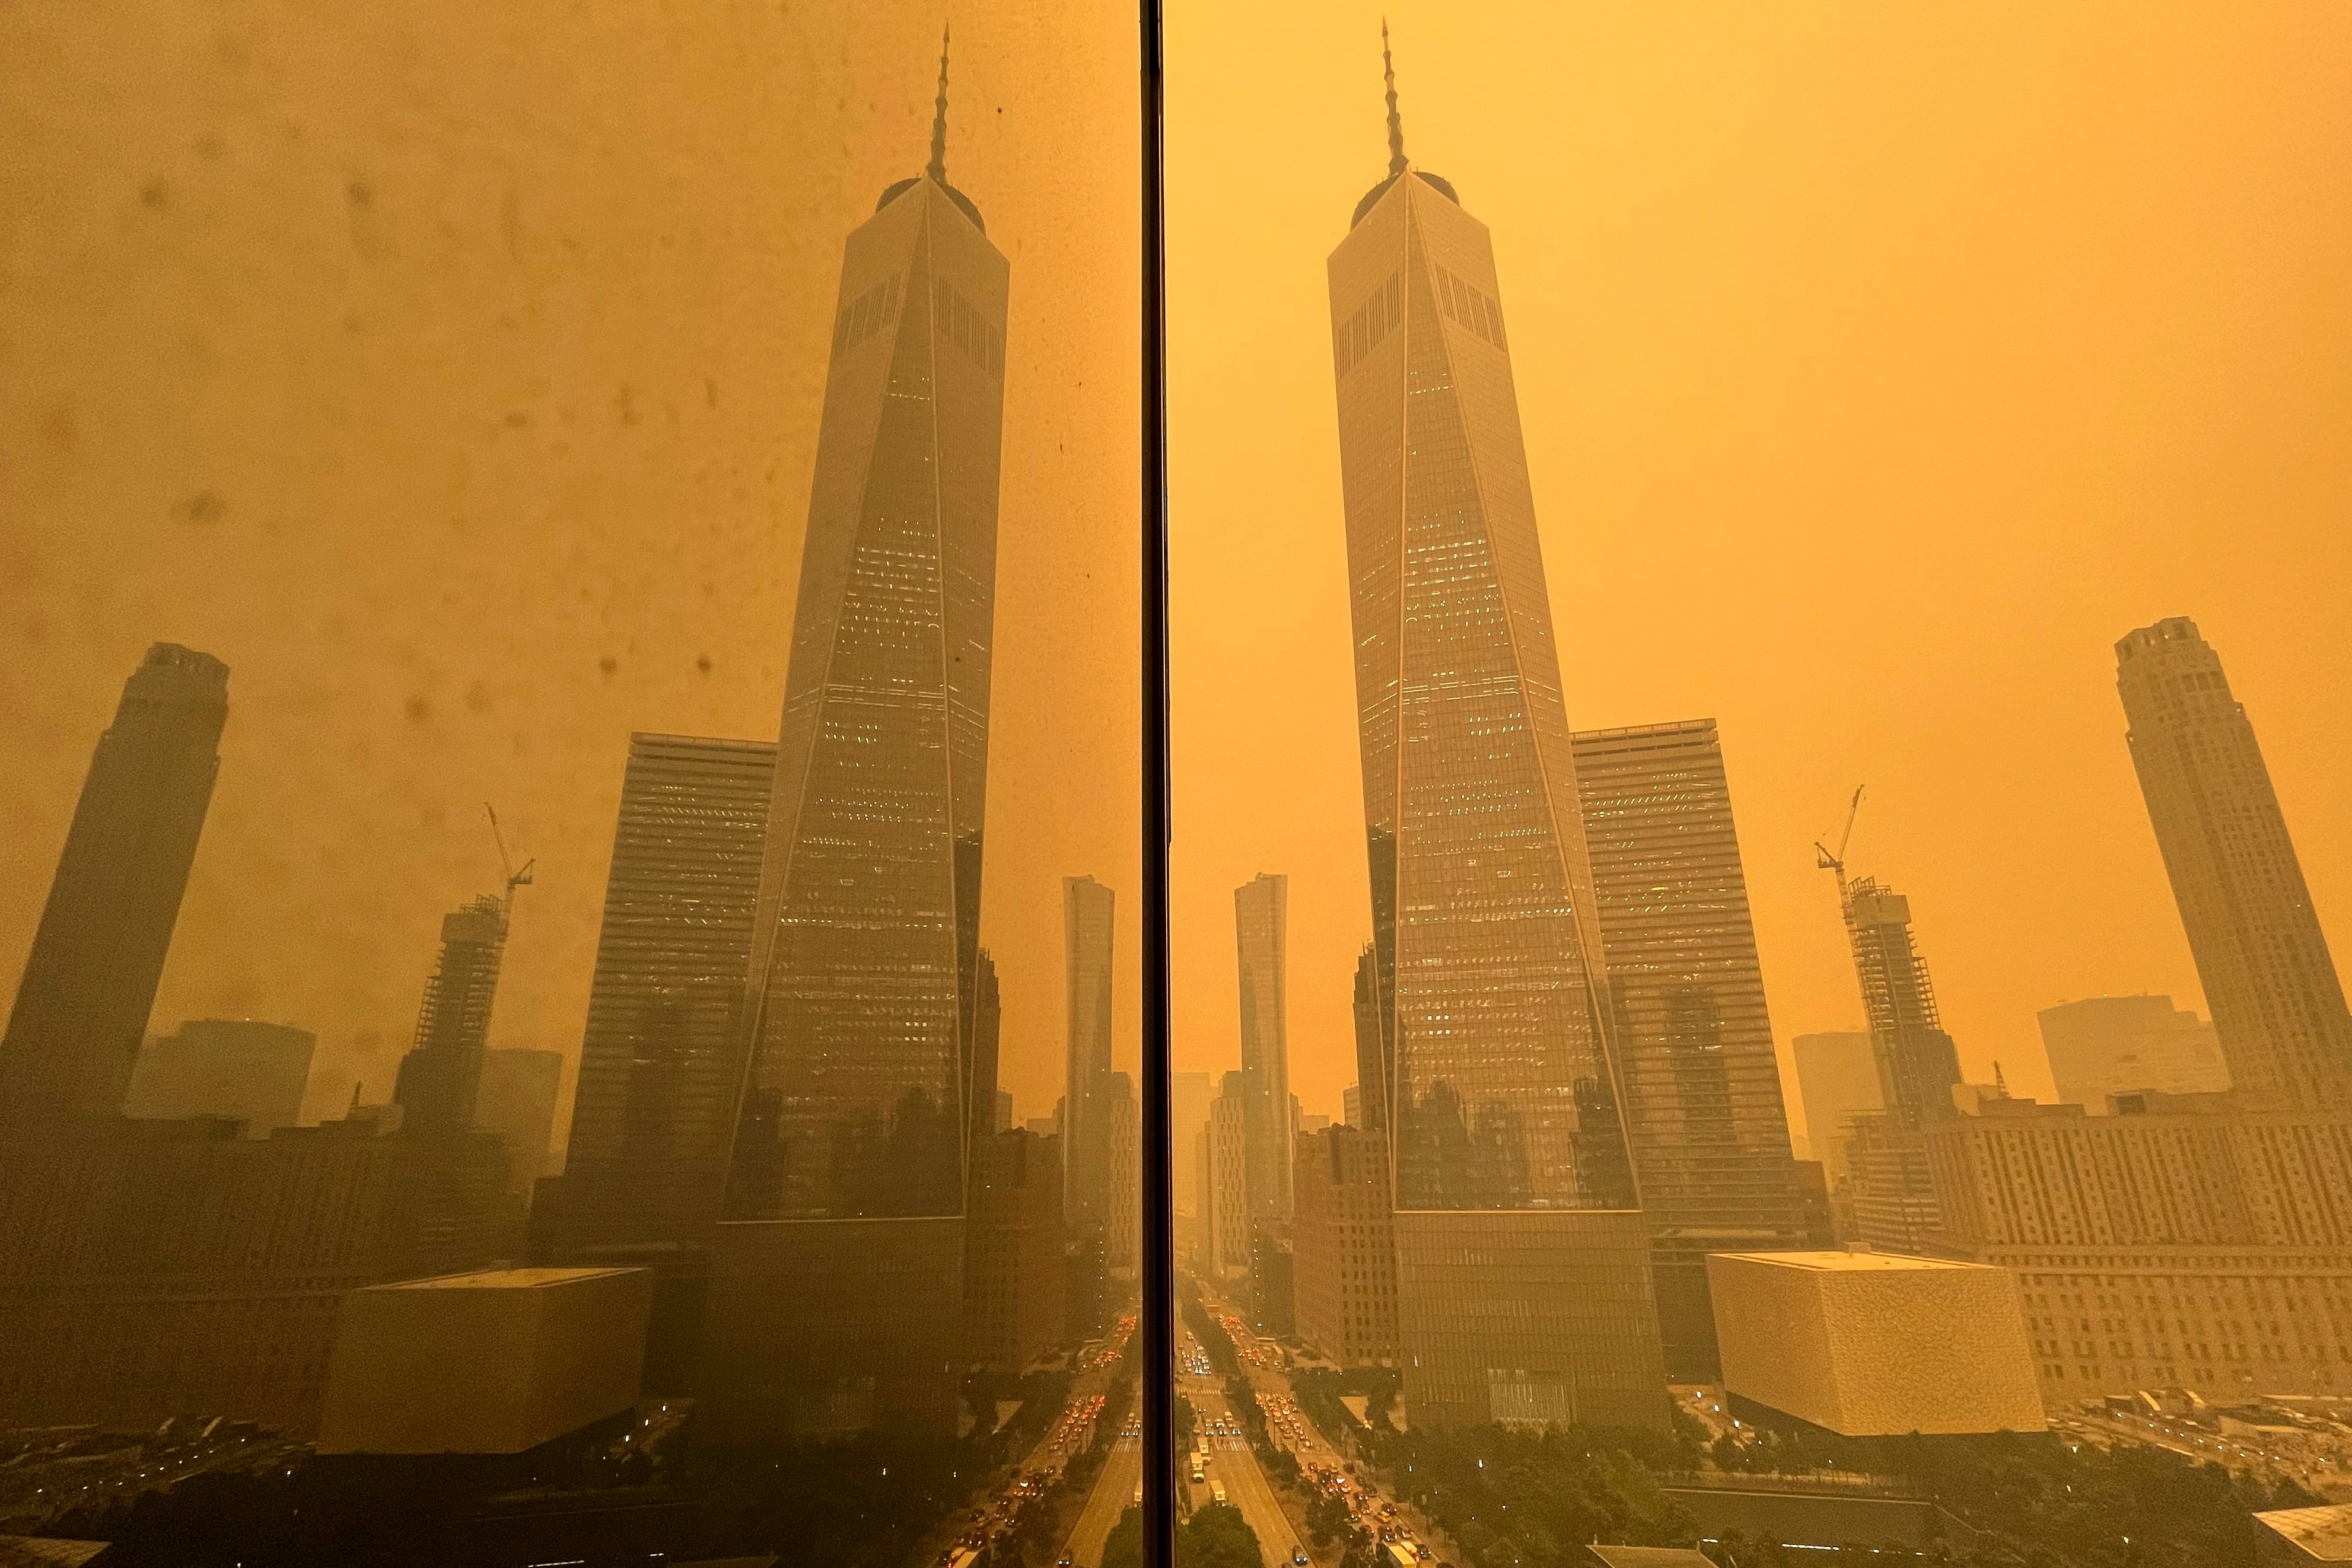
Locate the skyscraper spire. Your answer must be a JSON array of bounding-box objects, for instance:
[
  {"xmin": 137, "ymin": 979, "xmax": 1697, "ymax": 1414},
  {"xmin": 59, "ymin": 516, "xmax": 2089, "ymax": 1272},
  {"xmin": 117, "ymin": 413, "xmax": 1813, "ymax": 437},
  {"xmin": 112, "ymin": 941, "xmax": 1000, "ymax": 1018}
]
[
  {"xmin": 927, "ymin": 21, "xmax": 951, "ymax": 184},
  {"xmin": 1382, "ymin": 20, "xmax": 1407, "ymax": 177}
]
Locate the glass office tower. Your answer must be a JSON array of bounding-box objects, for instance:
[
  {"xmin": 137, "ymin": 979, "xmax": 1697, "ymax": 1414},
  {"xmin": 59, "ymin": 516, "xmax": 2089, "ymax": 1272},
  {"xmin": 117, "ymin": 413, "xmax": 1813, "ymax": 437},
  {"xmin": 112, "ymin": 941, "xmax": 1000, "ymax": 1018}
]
[
  {"xmin": 705, "ymin": 73, "xmax": 1010, "ymax": 1441},
  {"xmin": 1326, "ymin": 58, "xmax": 1667, "ymax": 1429}
]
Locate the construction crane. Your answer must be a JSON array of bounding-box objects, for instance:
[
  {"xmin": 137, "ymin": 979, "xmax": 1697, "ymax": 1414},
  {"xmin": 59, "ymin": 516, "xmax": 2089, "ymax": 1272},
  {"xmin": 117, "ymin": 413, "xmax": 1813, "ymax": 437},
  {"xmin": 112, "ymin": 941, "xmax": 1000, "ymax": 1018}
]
[
  {"xmin": 1813, "ymin": 785, "xmax": 1865, "ymax": 903},
  {"xmin": 484, "ymin": 803, "xmax": 536, "ymax": 917}
]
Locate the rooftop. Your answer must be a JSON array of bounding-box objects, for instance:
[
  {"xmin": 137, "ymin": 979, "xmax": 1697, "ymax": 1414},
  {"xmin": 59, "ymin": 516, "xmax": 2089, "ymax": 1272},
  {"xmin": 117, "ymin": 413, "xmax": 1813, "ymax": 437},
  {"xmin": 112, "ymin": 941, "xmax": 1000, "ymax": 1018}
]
[
  {"xmin": 2256, "ymin": 1503, "xmax": 2352, "ymax": 1562},
  {"xmin": 373, "ymin": 1267, "xmax": 638, "ymax": 1292},
  {"xmin": 1711, "ymin": 1248, "xmax": 1995, "ymax": 1274}
]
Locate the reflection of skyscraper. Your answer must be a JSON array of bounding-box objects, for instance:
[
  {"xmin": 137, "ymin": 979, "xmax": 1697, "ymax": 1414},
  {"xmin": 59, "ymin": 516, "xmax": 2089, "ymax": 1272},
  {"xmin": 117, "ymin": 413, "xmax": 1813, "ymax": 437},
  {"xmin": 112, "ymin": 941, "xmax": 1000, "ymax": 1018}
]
[
  {"xmin": 1235, "ymin": 873, "xmax": 1293, "ymax": 1220},
  {"xmin": 558, "ymin": 734, "xmax": 775, "ymax": 1258},
  {"xmin": 1573, "ymin": 719, "xmax": 1806, "ymax": 1382},
  {"xmin": 477, "ymin": 1047, "xmax": 564, "ymax": 1193},
  {"xmin": 1326, "ymin": 39, "xmax": 1664, "ymax": 1429},
  {"xmin": 1, "ymin": 643, "xmax": 228, "ymax": 1128},
  {"xmin": 392, "ymin": 897, "xmax": 510, "ymax": 1142},
  {"xmin": 706, "ymin": 43, "xmax": 1008, "ymax": 1441},
  {"xmin": 1839, "ymin": 878, "xmax": 1962, "ymax": 1127},
  {"xmin": 1172, "ymin": 1069, "xmax": 1213, "ymax": 1218},
  {"xmin": 1063, "ymin": 875, "xmax": 1116, "ymax": 1235},
  {"xmin": 125, "ymin": 1019, "xmax": 315, "ymax": 1134},
  {"xmin": 2117, "ymin": 618, "xmax": 2352, "ymax": 1108},
  {"xmin": 1106, "ymin": 1071, "xmax": 1138, "ymax": 1271}
]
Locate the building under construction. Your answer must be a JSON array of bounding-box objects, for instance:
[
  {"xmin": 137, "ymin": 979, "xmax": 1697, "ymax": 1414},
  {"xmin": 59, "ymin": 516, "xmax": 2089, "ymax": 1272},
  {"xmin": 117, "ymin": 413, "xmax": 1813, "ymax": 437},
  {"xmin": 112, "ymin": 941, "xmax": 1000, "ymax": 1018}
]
[{"xmin": 1816, "ymin": 795, "xmax": 1962, "ymax": 1252}]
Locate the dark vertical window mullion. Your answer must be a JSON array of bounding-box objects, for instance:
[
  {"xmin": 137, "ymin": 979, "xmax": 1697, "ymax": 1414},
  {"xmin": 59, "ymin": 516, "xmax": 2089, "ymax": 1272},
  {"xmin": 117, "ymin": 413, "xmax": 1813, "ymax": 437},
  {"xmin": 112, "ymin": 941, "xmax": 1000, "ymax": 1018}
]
[{"xmin": 1138, "ymin": 2, "xmax": 1175, "ymax": 1566}]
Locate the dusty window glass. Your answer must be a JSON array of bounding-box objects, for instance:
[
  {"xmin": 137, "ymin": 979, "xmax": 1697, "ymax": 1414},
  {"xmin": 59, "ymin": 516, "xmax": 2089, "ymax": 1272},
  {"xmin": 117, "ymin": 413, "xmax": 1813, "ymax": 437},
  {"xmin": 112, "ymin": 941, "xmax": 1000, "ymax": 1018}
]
[{"xmin": 1, "ymin": 5, "xmax": 1142, "ymax": 1564}]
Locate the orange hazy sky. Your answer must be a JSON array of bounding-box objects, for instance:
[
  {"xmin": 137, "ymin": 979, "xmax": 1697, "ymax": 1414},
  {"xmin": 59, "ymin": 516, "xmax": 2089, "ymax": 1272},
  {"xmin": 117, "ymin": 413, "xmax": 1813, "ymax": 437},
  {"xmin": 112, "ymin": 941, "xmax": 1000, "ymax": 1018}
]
[
  {"xmin": 1167, "ymin": 4, "xmax": 2352, "ymax": 1146},
  {"xmin": 5, "ymin": 5, "xmax": 2350, "ymax": 1158}
]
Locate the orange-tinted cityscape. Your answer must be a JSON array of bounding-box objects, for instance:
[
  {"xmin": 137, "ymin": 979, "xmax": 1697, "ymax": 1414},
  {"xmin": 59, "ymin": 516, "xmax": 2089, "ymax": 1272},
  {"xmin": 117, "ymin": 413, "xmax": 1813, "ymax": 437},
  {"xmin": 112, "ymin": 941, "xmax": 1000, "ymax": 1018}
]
[{"xmin": 2, "ymin": 4, "xmax": 2350, "ymax": 1566}]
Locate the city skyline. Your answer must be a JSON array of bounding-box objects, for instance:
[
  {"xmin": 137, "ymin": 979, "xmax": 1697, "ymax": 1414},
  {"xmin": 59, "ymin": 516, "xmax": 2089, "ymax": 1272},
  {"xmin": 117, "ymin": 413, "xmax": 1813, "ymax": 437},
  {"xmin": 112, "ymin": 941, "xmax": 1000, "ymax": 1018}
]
[
  {"xmin": 5, "ymin": 13, "xmax": 2350, "ymax": 1158},
  {"xmin": 4, "ymin": 5, "xmax": 2352, "ymax": 1562}
]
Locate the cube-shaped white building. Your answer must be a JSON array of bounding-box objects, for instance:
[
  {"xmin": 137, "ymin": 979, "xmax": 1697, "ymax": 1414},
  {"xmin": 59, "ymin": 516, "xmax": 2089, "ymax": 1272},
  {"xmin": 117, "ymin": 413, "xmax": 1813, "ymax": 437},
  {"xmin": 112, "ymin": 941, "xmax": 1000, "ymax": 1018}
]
[
  {"xmin": 1707, "ymin": 1248, "xmax": 2043, "ymax": 1436},
  {"xmin": 319, "ymin": 1266, "xmax": 654, "ymax": 1454}
]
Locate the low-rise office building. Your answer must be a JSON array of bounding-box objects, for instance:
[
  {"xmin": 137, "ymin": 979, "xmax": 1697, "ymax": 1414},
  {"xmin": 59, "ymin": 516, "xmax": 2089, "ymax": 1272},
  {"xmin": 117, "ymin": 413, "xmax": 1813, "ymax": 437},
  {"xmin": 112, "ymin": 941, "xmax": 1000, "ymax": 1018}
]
[{"xmin": 1708, "ymin": 1248, "xmax": 2044, "ymax": 1436}]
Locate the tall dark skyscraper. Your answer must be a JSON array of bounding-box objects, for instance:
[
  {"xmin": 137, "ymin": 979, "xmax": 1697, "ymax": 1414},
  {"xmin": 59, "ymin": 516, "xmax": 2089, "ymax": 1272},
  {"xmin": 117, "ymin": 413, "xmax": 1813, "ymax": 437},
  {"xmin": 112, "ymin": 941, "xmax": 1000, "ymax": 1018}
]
[
  {"xmin": 392, "ymin": 895, "xmax": 510, "ymax": 1142},
  {"xmin": 1234, "ymin": 871, "xmax": 1293, "ymax": 1220},
  {"xmin": 1062, "ymin": 874, "xmax": 1116, "ymax": 1235},
  {"xmin": 1, "ymin": 643, "xmax": 228, "ymax": 1127},
  {"xmin": 2117, "ymin": 617, "xmax": 2352, "ymax": 1108},
  {"xmin": 706, "ymin": 42, "xmax": 1008, "ymax": 1441},
  {"xmin": 1328, "ymin": 39, "xmax": 1665, "ymax": 1429},
  {"xmin": 1573, "ymin": 719, "xmax": 1807, "ymax": 1381},
  {"xmin": 557, "ymin": 733, "xmax": 774, "ymax": 1259}
]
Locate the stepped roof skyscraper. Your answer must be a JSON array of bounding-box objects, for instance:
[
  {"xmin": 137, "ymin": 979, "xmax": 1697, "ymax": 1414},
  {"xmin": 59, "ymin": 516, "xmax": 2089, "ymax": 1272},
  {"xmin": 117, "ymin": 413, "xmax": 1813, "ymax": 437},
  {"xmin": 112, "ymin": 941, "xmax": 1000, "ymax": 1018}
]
[
  {"xmin": 706, "ymin": 33, "xmax": 1008, "ymax": 1441},
  {"xmin": 2117, "ymin": 617, "xmax": 2351, "ymax": 1108},
  {"xmin": 1, "ymin": 644, "xmax": 228, "ymax": 1128},
  {"xmin": 1328, "ymin": 31, "xmax": 1665, "ymax": 1429}
]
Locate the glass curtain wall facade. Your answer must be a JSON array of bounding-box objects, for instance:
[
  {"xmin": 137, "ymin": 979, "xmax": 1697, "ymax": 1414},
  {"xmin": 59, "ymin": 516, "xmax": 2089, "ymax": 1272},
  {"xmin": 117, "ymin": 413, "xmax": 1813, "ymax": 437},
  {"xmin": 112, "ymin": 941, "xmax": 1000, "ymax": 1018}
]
[
  {"xmin": 1328, "ymin": 86, "xmax": 1666, "ymax": 1427},
  {"xmin": 1572, "ymin": 719, "xmax": 1807, "ymax": 1381},
  {"xmin": 706, "ymin": 113, "xmax": 1011, "ymax": 1441}
]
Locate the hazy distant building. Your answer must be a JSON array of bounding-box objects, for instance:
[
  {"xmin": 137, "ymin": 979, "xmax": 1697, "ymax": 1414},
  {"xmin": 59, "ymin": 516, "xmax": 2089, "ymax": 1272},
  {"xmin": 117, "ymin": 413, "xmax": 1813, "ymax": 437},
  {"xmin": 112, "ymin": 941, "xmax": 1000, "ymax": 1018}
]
[
  {"xmin": 705, "ymin": 78, "xmax": 1008, "ymax": 1442},
  {"xmin": 1235, "ymin": 874, "xmax": 1294, "ymax": 1223},
  {"xmin": 1327, "ymin": 58, "xmax": 1664, "ymax": 1429},
  {"xmin": 125, "ymin": 1019, "xmax": 314, "ymax": 1136},
  {"xmin": 962, "ymin": 1130, "xmax": 1065, "ymax": 1372},
  {"xmin": 1829, "ymin": 876, "xmax": 1960, "ymax": 1253},
  {"xmin": 1342, "ymin": 1083, "xmax": 1363, "ymax": 1130},
  {"xmin": 1789, "ymin": 1032, "xmax": 1880, "ymax": 1178},
  {"xmin": 1924, "ymin": 1087, "xmax": 2352, "ymax": 1400},
  {"xmin": 556, "ymin": 733, "xmax": 773, "ymax": 1260},
  {"xmin": 2038, "ymin": 995, "xmax": 2229, "ymax": 1111},
  {"xmin": 390, "ymin": 896, "xmax": 521, "ymax": 1277},
  {"xmin": 0, "ymin": 1106, "xmax": 415, "ymax": 1432},
  {"xmin": 1708, "ymin": 1249, "xmax": 2044, "ymax": 1437},
  {"xmin": 1293, "ymin": 1125, "xmax": 1397, "ymax": 1367},
  {"xmin": 2118, "ymin": 618, "xmax": 2352, "ymax": 1107},
  {"xmin": 1173, "ymin": 1070, "xmax": 1214, "ymax": 1218},
  {"xmin": 1026, "ymin": 1115, "xmax": 1059, "ymax": 1139},
  {"xmin": 1063, "ymin": 876, "xmax": 1117, "ymax": 1237},
  {"xmin": 1573, "ymin": 719, "xmax": 1807, "ymax": 1381},
  {"xmin": 318, "ymin": 1266, "xmax": 654, "ymax": 1455},
  {"xmin": 995, "ymin": 1088, "xmax": 1014, "ymax": 1135},
  {"xmin": 1, "ymin": 644, "xmax": 228, "ymax": 1129},
  {"xmin": 477, "ymin": 1048, "xmax": 564, "ymax": 1193},
  {"xmin": 1106, "ymin": 1072, "xmax": 1138, "ymax": 1273},
  {"xmin": 1198, "ymin": 1073, "xmax": 1250, "ymax": 1280}
]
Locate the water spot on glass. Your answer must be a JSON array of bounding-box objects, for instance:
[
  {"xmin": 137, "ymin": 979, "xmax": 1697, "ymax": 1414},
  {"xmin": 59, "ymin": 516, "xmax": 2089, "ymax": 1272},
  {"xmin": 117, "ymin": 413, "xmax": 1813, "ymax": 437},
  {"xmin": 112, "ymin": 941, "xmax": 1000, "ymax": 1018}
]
[
  {"xmin": 176, "ymin": 491, "xmax": 224, "ymax": 525},
  {"xmin": 405, "ymin": 696, "xmax": 431, "ymax": 724},
  {"xmin": 599, "ymin": 656, "xmax": 619, "ymax": 678},
  {"xmin": 140, "ymin": 178, "xmax": 170, "ymax": 210},
  {"xmin": 696, "ymin": 655, "xmax": 713, "ymax": 674}
]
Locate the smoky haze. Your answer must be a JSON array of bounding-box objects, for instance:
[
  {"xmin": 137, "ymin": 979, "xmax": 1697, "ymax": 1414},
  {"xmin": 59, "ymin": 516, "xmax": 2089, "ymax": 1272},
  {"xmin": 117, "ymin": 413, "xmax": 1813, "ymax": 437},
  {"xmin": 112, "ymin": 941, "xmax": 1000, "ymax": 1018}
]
[
  {"xmin": 1166, "ymin": 3, "xmax": 2352, "ymax": 1141},
  {"xmin": 1, "ymin": 1, "xmax": 1143, "ymax": 1137}
]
